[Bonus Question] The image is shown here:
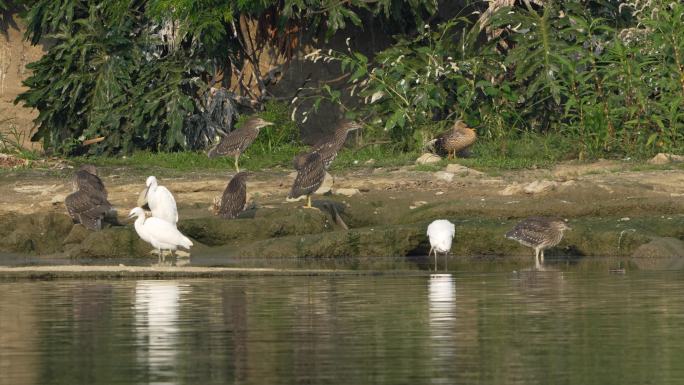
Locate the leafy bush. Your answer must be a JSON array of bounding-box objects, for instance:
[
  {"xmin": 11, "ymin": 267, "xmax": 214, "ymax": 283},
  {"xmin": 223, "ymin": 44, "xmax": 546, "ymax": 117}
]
[
  {"xmin": 15, "ymin": 0, "xmax": 435, "ymax": 155},
  {"xmin": 301, "ymin": 1, "xmax": 684, "ymax": 159}
]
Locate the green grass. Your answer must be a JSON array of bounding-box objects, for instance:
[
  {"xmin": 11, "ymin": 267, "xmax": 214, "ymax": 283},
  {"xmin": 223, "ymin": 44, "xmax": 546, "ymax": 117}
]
[
  {"xmin": 22, "ymin": 131, "xmax": 684, "ymax": 174},
  {"xmin": 80, "ymin": 143, "xmax": 307, "ymax": 172}
]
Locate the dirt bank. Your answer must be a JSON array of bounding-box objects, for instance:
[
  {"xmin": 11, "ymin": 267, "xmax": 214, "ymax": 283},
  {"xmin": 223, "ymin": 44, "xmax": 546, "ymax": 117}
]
[{"xmin": 0, "ymin": 161, "xmax": 683, "ymax": 262}]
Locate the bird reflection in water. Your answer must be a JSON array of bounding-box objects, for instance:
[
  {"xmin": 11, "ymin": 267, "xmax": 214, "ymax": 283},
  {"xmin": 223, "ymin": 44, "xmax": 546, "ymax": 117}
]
[
  {"xmin": 428, "ymin": 274, "xmax": 457, "ymax": 380},
  {"xmin": 134, "ymin": 281, "xmax": 183, "ymax": 385}
]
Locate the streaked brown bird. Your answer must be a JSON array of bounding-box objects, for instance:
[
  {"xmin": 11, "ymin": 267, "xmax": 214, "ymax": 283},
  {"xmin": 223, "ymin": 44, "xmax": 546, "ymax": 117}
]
[
  {"xmin": 73, "ymin": 164, "xmax": 107, "ymax": 199},
  {"xmin": 216, "ymin": 171, "xmax": 252, "ymax": 219},
  {"xmin": 505, "ymin": 217, "xmax": 571, "ymax": 269},
  {"xmin": 294, "ymin": 120, "xmax": 362, "ymax": 169},
  {"xmin": 288, "ymin": 152, "xmax": 326, "ymax": 208},
  {"xmin": 65, "ymin": 165, "xmax": 114, "ymax": 231},
  {"xmin": 434, "ymin": 120, "xmax": 477, "ymax": 159},
  {"xmin": 207, "ymin": 116, "xmax": 274, "ymax": 171}
]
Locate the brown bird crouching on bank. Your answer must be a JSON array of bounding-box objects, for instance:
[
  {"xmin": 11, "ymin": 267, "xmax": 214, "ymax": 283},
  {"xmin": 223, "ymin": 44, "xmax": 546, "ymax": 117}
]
[
  {"xmin": 294, "ymin": 120, "xmax": 362, "ymax": 170},
  {"xmin": 288, "ymin": 152, "xmax": 326, "ymax": 208},
  {"xmin": 505, "ymin": 217, "xmax": 571, "ymax": 269},
  {"xmin": 206, "ymin": 117, "xmax": 273, "ymax": 172},
  {"xmin": 434, "ymin": 120, "xmax": 477, "ymax": 159},
  {"xmin": 65, "ymin": 165, "xmax": 115, "ymax": 230},
  {"xmin": 216, "ymin": 172, "xmax": 252, "ymax": 219}
]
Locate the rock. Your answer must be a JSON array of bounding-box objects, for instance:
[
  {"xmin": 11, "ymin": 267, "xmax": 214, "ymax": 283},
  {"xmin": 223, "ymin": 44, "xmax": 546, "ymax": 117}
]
[
  {"xmin": 631, "ymin": 237, "xmax": 684, "ymax": 258},
  {"xmin": 499, "ymin": 183, "xmax": 524, "ymax": 196},
  {"xmin": 51, "ymin": 194, "xmax": 66, "ymax": 205},
  {"xmin": 523, "ymin": 180, "xmax": 558, "ymax": 194},
  {"xmin": 66, "ymin": 227, "xmax": 150, "ymax": 258},
  {"xmin": 334, "ymin": 188, "xmax": 360, "ymax": 197},
  {"xmin": 314, "ymin": 172, "xmax": 333, "ymax": 194},
  {"xmin": 0, "ymin": 153, "xmax": 28, "ymax": 168},
  {"xmin": 434, "ymin": 171, "xmax": 454, "ymax": 182},
  {"xmin": 415, "ymin": 153, "xmax": 441, "ymax": 165},
  {"xmin": 364, "ymin": 159, "xmax": 375, "ymax": 165},
  {"xmin": 445, "ymin": 163, "xmax": 484, "ymax": 176},
  {"xmin": 648, "ymin": 153, "xmax": 684, "ymax": 165},
  {"xmin": 180, "ymin": 208, "xmax": 333, "ymax": 246},
  {"xmin": 409, "ymin": 201, "xmax": 427, "ymax": 210},
  {"xmin": 0, "ymin": 212, "xmax": 74, "ymax": 254}
]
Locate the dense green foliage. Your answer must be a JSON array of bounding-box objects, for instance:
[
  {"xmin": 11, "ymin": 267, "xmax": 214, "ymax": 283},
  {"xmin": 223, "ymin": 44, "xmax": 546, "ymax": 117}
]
[
  {"xmin": 15, "ymin": 0, "xmax": 435, "ymax": 155},
  {"xmin": 305, "ymin": 1, "xmax": 684, "ymax": 158}
]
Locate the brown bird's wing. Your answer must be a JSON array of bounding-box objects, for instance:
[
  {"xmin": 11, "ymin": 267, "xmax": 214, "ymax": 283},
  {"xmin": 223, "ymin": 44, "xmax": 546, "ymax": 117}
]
[
  {"xmin": 74, "ymin": 170, "xmax": 108, "ymax": 198},
  {"xmin": 505, "ymin": 217, "xmax": 556, "ymax": 248},
  {"xmin": 218, "ymin": 175, "xmax": 247, "ymax": 219},
  {"xmin": 288, "ymin": 152, "xmax": 325, "ymax": 199},
  {"xmin": 65, "ymin": 191, "xmax": 112, "ymax": 230},
  {"xmin": 207, "ymin": 127, "xmax": 259, "ymax": 158}
]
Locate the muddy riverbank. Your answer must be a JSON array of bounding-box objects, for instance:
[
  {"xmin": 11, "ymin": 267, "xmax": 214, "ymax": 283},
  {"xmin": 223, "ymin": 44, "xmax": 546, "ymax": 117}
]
[{"xmin": 1, "ymin": 160, "xmax": 683, "ymax": 265}]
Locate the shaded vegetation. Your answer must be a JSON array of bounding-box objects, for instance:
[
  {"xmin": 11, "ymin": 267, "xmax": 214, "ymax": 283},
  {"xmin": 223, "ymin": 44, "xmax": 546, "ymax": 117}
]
[{"xmin": 301, "ymin": 1, "xmax": 684, "ymax": 159}]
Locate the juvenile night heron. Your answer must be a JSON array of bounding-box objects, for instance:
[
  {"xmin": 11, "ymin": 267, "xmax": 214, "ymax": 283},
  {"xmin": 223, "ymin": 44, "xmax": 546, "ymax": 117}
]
[
  {"xmin": 142, "ymin": 176, "xmax": 178, "ymax": 226},
  {"xmin": 207, "ymin": 116, "xmax": 274, "ymax": 171},
  {"xmin": 294, "ymin": 120, "xmax": 362, "ymax": 169},
  {"xmin": 433, "ymin": 120, "xmax": 477, "ymax": 159},
  {"xmin": 73, "ymin": 164, "xmax": 107, "ymax": 198},
  {"xmin": 65, "ymin": 165, "xmax": 114, "ymax": 230},
  {"xmin": 128, "ymin": 207, "xmax": 193, "ymax": 262},
  {"xmin": 288, "ymin": 151, "xmax": 326, "ymax": 208},
  {"xmin": 427, "ymin": 219, "xmax": 455, "ymax": 271},
  {"xmin": 216, "ymin": 171, "xmax": 252, "ymax": 219},
  {"xmin": 505, "ymin": 217, "xmax": 571, "ymax": 269}
]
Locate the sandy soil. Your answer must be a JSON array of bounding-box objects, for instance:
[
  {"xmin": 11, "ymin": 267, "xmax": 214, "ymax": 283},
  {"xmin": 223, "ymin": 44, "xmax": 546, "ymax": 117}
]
[{"xmin": 1, "ymin": 160, "xmax": 683, "ymax": 219}]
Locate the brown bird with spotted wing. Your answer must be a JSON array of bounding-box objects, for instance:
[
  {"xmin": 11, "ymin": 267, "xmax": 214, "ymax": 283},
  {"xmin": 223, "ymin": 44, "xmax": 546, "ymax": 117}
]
[
  {"xmin": 293, "ymin": 120, "xmax": 362, "ymax": 170},
  {"xmin": 505, "ymin": 217, "xmax": 571, "ymax": 269},
  {"xmin": 65, "ymin": 165, "xmax": 114, "ymax": 230},
  {"xmin": 288, "ymin": 152, "xmax": 326, "ymax": 208},
  {"xmin": 207, "ymin": 117, "xmax": 273, "ymax": 171},
  {"xmin": 434, "ymin": 120, "xmax": 477, "ymax": 159},
  {"xmin": 216, "ymin": 172, "xmax": 252, "ymax": 219}
]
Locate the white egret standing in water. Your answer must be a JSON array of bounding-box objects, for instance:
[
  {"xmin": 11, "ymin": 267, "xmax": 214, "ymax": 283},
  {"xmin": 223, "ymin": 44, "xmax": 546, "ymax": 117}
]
[
  {"xmin": 427, "ymin": 219, "xmax": 455, "ymax": 271},
  {"xmin": 144, "ymin": 176, "xmax": 178, "ymax": 225},
  {"xmin": 128, "ymin": 207, "xmax": 192, "ymax": 262}
]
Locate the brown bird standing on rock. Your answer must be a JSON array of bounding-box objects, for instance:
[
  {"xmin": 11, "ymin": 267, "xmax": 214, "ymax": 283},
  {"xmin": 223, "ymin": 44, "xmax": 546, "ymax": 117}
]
[
  {"xmin": 216, "ymin": 171, "xmax": 252, "ymax": 219},
  {"xmin": 288, "ymin": 152, "xmax": 326, "ymax": 208},
  {"xmin": 207, "ymin": 116, "xmax": 274, "ymax": 172},
  {"xmin": 294, "ymin": 120, "xmax": 362, "ymax": 170},
  {"xmin": 65, "ymin": 165, "xmax": 115, "ymax": 230},
  {"xmin": 434, "ymin": 120, "xmax": 477, "ymax": 159},
  {"xmin": 505, "ymin": 217, "xmax": 571, "ymax": 269}
]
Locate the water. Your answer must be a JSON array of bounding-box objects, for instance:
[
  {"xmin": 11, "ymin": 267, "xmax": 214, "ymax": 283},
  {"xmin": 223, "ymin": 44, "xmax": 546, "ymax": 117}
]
[{"xmin": 1, "ymin": 271, "xmax": 684, "ymax": 385}]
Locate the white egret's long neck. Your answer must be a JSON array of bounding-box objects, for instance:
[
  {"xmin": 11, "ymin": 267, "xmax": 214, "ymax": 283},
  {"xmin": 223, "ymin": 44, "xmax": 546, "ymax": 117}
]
[{"xmin": 134, "ymin": 214, "xmax": 146, "ymax": 233}]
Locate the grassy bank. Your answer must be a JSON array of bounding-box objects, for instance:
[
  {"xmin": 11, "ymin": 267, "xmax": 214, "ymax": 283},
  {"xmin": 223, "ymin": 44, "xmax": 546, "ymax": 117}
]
[{"xmin": 66, "ymin": 133, "xmax": 682, "ymax": 173}]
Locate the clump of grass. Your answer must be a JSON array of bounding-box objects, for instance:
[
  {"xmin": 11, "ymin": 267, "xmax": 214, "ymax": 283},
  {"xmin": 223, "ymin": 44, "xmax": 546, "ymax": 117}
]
[
  {"xmin": 0, "ymin": 119, "xmax": 40, "ymax": 160},
  {"xmin": 331, "ymin": 145, "xmax": 420, "ymax": 170}
]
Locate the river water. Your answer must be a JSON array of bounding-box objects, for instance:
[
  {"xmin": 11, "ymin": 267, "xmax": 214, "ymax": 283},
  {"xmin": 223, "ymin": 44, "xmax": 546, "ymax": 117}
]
[{"xmin": 1, "ymin": 271, "xmax": 684, "ymax": 385}]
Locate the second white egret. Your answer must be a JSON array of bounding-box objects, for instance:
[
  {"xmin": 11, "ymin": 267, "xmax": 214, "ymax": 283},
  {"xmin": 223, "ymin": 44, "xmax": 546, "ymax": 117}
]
[{"xmin": 427, "ymin": 219, "xmax": 455, "ymax": 271}]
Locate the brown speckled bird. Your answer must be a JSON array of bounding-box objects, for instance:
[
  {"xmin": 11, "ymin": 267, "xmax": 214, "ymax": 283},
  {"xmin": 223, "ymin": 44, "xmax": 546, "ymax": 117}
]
[
  {"xmin": 72, "ymin": 164, "xmax": 107, "ymax": 199},
  {"xmin": 216, "ymin": 171, "xmax": 252, "ymax": 219},
  {"xmin": 505, "ymin": 217, "xmax": 571, "ymax": 269},
  {"xmin": 65, "ymin": 165, "xmax": 113, "ymax": 230},
  {"xmin": 288, "ymin": 152, "xmax": 326, "ymax": 208},
  {"xmin": 207, "ymin": 117, "xmax": 273, "ymax": 171},
  {"xmin": 434, "ymin": 120, "xmax": 477, "ymax": 159},
  {"xmin": 295, "ymin": 120, "xmax": 361, "ymax": 169}
]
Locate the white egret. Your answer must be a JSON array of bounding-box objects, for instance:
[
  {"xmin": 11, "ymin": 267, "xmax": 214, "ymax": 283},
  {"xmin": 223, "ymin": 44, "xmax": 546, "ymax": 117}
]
[
  {"xmin": 128, "ymin": 207, "xmax": 192, "ymax": 262},
  {"xmin": 427, "ymin": 219, "xmax": 455, "ymax": 271},
  {"xmin": 144, "ymin": 176, "xmax": 178, "ymax": 225}
]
